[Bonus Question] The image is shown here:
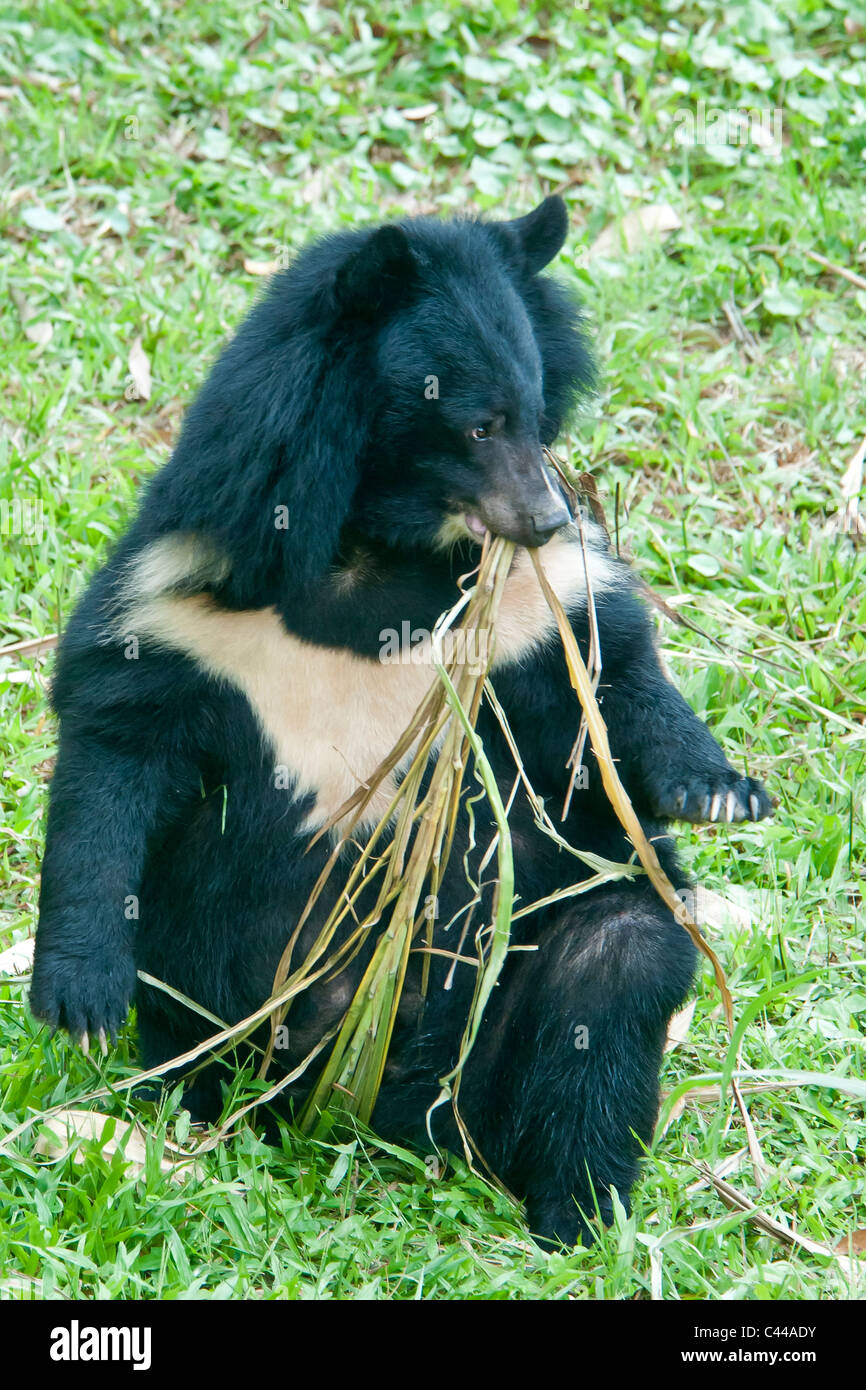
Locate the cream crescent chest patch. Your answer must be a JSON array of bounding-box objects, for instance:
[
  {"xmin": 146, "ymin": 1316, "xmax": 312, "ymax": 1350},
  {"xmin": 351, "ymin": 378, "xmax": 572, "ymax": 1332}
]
[{"xmin": 117, "ymin": 526, "xmax": 620, "ymax": 830}]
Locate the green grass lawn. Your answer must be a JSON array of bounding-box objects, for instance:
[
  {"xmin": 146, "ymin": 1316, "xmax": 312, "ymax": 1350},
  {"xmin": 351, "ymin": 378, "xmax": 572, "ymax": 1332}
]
[{"xmin": 1, "ymin": 0, "xmax": 864, "ymax": 1299}]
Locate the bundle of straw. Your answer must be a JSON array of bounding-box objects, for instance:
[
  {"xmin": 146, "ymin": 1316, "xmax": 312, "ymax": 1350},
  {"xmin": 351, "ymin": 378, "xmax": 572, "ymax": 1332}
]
[{"xmin": 262, "ymin": 533, "xmax": 520, "ymax": 1140}]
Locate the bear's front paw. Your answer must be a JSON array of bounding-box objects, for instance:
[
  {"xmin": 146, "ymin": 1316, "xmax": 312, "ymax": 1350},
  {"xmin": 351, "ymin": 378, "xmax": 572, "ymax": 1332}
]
[
  {"xmin": 30, "ymin": 949, "xmax": 136, "ymax": 1051},
  {"xmin": 651, "ymin": 768, "xmax": 773, "ymax": 824}
]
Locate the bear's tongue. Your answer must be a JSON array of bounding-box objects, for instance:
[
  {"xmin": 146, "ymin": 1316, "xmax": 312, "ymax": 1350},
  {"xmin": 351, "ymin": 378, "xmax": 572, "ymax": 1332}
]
[{"xmin": 464, "ymin": 513, "xmax": 488, "ymax": 540}]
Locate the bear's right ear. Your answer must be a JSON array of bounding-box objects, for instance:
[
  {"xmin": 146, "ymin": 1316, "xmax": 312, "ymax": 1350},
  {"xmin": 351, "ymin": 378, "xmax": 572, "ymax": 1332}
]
[
  {"xmin": 494, "ymin": 195, "xmax": 569, "ymax": 275},
  {"xmin": 334, "ymin": 224, "xmax": 417, "ymax": 319}
]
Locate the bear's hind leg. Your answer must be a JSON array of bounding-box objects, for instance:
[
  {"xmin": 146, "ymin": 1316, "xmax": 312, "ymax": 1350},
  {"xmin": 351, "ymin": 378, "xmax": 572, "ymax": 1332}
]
[{"xmin": 462, "ymin": 883, "xmax": 697, "ymax": 1248}]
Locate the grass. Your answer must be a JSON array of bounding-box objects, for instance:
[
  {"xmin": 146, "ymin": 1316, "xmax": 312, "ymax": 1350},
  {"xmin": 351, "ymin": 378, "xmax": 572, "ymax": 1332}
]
[{"xmin": 0, "ymin": 0, "xmax": 864, "ymax": 1300}]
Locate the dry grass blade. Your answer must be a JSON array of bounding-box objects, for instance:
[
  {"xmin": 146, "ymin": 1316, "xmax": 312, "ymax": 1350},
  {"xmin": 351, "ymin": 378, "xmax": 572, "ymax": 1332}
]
[
  {"xmin": 528, "ymin": 549, "xmax": 772, "ymax": 1179},
  {"xmin": 694, "ymin": 1162, "xmax": 858, "ymax": 1277},
  {"xmin": 803, "ymin": 247, "xmax": 866, "ymax": 292},
  {"xmin": 482, "ymin": 680, "xmax": 638, "ymax": 884},
  {"xmin": 529, "ymin": 548, "xmax": 735, "ymax": 1028},
  {"xmin": 562, "ymin": 509, "xmax": 602, "ymax": 818},
  {"xmin": 0, "ymin": 633, "xmax": 58, "ymax": 659}
]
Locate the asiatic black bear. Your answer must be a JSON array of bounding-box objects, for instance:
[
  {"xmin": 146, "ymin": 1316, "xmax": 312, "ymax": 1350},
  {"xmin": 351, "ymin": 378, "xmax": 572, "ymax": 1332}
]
[{"xmin": 31, "ymin": 197, "xmax": 771, "ymax": 1245}]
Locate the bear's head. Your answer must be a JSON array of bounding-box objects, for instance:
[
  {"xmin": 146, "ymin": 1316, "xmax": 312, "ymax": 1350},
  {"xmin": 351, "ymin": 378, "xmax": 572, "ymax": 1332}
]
[
  {"xmin": 334, "ymin": 196, "xmax": 594, "ymax": 553},
  {"xmin": 149, "ymin": 198, "xmax": 595, "ymax": 608}
]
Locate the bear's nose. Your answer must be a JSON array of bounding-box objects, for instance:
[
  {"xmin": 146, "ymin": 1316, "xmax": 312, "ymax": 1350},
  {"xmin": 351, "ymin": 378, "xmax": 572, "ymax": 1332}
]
[{"xmin": 529, "ymin": 496, "xmax": 571, "ymax": 545}]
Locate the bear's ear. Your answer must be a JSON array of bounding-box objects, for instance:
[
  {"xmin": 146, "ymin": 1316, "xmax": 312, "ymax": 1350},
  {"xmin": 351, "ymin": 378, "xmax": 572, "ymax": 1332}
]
[
  {"xmin": 334, "ymin": 223, "xmax": 417, "ymax": 318},
  {"xmin": 494, "ymin": 195, "xmax": 569, "ymax": 275}
]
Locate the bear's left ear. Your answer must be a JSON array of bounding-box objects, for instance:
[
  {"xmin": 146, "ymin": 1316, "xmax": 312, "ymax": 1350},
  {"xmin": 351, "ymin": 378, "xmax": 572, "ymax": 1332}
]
[
  {"xmin": 493, "ymin": 195, "xmax": 569, "ymax": 275},
  {"xmin": 334, "ymin": 223, "xmax": 417, "ymax": 318}
]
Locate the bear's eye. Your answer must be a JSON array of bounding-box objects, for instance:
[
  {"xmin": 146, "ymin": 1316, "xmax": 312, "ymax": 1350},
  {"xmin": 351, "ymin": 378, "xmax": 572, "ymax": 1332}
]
[{"xmin": 469, "ymin": 415, "xmax": 503, "ymax": 442}]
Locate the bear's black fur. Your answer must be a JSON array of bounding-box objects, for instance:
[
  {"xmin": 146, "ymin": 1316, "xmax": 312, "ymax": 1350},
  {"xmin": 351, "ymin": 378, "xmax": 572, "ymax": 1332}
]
[{"xmin": 30, "ymin": 197, "xmax": 771, "ymax": 1246}]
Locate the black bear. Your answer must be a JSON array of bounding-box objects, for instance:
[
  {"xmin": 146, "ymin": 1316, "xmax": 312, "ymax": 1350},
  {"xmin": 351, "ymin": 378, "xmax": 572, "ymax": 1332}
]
[{"xmin": 30, "ymin": 196, "xmax": 771, "ymax": 1246}]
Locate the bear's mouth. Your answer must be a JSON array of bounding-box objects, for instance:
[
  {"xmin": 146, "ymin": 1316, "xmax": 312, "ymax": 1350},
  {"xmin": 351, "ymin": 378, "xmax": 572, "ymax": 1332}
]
[{"xmin": 463, "ymin": 513, "xmax": 489, "ymax": 542}]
